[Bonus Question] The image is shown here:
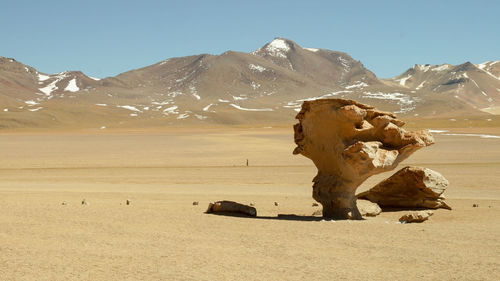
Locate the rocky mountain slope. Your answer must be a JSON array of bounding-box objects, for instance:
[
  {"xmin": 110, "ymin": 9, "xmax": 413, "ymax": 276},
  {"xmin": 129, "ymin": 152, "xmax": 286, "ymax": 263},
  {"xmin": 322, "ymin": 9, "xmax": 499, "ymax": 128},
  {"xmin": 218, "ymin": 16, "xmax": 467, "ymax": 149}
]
[{"xmin": 0, "ymin": 38, "xmax": 498, "ymax": 129}]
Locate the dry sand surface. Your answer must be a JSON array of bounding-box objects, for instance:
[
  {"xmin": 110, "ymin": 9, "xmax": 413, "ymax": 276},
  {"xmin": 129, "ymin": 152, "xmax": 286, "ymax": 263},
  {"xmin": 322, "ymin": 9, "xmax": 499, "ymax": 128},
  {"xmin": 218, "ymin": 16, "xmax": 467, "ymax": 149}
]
[{"xmin": 1, "ymin": 127, "xmax": 499, "ymax": 280}]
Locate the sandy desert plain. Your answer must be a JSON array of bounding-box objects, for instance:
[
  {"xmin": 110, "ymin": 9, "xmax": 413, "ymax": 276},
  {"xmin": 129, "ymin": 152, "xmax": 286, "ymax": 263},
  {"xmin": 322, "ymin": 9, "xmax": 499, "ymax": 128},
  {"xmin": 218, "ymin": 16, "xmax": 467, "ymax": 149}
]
[{"xmin": 1, "ymin": 119, "xmax": 500, "ymax": 280}]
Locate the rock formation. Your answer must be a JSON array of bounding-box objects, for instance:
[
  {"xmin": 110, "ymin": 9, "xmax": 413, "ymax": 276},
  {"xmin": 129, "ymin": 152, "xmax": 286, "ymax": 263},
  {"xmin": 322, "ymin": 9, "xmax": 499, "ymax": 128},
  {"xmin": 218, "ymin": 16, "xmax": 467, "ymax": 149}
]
[
  {"xmin": 313, "ymin": 200, "xmax": 382, "ymax": 218},
  {"xmin": 206, "ymin": 201, "xmax": 257, "ymax": 217},
  {"xmin": 293, "ymin": 99, "xmax": 434, "ymax": 220},
  {"xmin": 356, "ymin": 200, "xmax": 382, "ymax": 217},
  {"xmin": 399, "ymin": 210, "xmax": 434, "ymax": 223},
  {"xmin": 357, "ymin": 166, "xmax": 451, "ymax": 210}
]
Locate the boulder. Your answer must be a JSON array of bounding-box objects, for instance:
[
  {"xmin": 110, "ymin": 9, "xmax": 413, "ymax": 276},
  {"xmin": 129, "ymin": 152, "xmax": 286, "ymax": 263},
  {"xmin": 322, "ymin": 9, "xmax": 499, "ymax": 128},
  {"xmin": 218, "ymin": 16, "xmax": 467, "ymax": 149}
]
[
  {"xmin": 357, "ymin": 166, "xmax": 451, "ymax": 210},
  {"xmin": 357, "ymin": 200, "xmax": 382, "ymax": 217},
  {"xmin": 293, "ymin": 98, "xmax": 434, "ymax": 219},
  {"xmin": 206, "ymin": 201, "xmax": 257, "ymax": 217},
  {"xmin": 399, "ymin": 210, "xmax": 434, "ymax": 223}
]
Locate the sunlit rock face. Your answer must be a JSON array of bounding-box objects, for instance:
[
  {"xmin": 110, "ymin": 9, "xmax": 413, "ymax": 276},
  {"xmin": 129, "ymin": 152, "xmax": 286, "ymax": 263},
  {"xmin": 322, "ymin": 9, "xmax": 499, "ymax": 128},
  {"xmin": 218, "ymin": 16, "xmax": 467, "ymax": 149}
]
[{"xmin": 293, "ymin": 99, "xmax": 434, "ymax": 220}]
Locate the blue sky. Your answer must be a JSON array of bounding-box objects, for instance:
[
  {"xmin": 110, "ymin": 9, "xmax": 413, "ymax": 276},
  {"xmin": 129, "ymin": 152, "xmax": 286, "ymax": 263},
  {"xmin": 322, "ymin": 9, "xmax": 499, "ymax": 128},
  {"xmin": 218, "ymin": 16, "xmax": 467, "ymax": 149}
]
[{"xmin": 1, "ymin": 0, "xmax": 498, "ymax": 78}]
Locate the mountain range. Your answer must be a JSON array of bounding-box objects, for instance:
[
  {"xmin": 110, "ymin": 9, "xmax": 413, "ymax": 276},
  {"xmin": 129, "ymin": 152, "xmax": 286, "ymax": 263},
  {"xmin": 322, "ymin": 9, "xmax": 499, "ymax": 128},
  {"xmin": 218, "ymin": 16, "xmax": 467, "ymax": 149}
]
[{"xmin": 1, "ymin": 38, "xmax": 499, "ymax": 129}]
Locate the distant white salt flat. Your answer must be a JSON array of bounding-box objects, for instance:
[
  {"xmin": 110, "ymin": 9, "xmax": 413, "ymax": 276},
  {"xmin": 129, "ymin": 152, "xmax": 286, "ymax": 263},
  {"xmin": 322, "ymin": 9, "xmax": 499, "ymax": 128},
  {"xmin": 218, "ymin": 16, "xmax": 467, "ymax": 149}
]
[
  {"xmin": 28, "ymin": 107, "xmax": 43, "ymax": 112},
  {"xmin": 428, "ymin": 129, "xmax": 449, "ymax": 133},
  {"xmin": 117, "ymin": 105, "xmax": 142, "ymax": 112},
  {"xmin": 3, "ymin": 108, "xmax": 8, "ymax": 112},
  {"xmin": 64, "ymin": 78, "xmax": 79, "ymax": 92},
  {"xmin": 442, "ymin": 133, "xmax": 500, "ymax": 139},
  {"xmin": 229, "ymin": 104, "xmax": 273, "ymax": 112},
  {"xmin": 218, "ymin": 99, "xmax": 230, "ymax": 103},
  {"xmin": 296, "ymin": 90, "xmax": 351, "ymax": 102},
  {"xmin": 95, "ymin": 104, "xmax": 108, "ymax": 107}
]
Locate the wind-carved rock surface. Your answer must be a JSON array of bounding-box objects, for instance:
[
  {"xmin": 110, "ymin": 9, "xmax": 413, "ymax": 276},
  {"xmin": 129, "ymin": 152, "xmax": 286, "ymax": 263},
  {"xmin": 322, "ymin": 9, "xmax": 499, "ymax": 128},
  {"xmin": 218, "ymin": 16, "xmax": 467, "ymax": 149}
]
[
  {"xmin": 357, "ymin": 166, "xmax": 451, "ymax": 210},
  {"xmin": 293, "ymin": 99, "xmax": 434, "ymax": 220}
]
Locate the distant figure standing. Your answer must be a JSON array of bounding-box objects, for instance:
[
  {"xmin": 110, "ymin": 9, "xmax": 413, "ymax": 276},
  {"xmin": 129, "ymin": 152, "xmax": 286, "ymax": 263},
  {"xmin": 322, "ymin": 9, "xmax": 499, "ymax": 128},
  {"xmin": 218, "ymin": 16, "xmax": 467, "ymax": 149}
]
[{"xmin": 246, "ymin": 159, "xmax": 249, "ymax": 166}]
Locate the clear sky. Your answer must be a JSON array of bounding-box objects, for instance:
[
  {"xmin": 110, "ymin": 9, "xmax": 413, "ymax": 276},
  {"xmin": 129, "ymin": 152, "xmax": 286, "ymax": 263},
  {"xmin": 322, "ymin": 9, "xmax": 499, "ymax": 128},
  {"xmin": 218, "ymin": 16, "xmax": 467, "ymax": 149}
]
[{"xmin": 1, "ymin": 0, "xmax": 498, "ymax": 78}]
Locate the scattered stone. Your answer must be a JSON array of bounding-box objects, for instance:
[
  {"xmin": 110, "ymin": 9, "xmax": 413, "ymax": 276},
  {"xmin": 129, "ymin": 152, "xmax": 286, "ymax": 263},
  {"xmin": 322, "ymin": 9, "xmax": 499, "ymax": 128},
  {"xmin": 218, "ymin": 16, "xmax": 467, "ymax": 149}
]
[
  {"xmin": 312, "ymin": 203, "xmax": 319, "ymax": 207},
  {"xmin": 473, "ymin": 204, "xmax": 479, "ymax": 207},
  {"xmin": 192, "ymin": 201, "xmax": 199, "ymax": 205},
  {"xmin": 274, "ymin": 202, "xmax": 280, "ymax": 206},
  {"xmin": 312, "ymin": 209, "xmax": 322, "ymax": 216},
  {"xmin": 356, "ymin": 199, "xmax": 382, "ymax": 217},
  {"xmin": 126, "ymin": 199, "xmax": 131, "ymax": 205},
  {"xmin": 357, "ymin": 166, "xmax": 451, "ymax": 210},
  {"xmin": 399, "ymin": 210, "xmax": 434, "ymax": 223},
  {"xmin": 293, "ymin": 99, "xmax": 434, "ymax": 219},
  {"xmin": 81, "ymin": 199, "xmax": 88, "ymax": 205},
  {"xmin": 206, "ymin": 200, "xmax": 257, "ymax": 217},
  {"xmin": 61, "ymin": 201, "xmax": 67, "ymax": 205},
  {"xmin": 249, "ymin": 202, "xmax": 255, "ymax": 207}
]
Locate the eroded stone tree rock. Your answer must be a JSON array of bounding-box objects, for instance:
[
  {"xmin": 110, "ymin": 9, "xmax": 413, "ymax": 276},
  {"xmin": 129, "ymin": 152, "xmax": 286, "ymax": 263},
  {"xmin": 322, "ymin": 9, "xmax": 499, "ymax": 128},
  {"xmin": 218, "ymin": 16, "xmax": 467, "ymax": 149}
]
[
  {"xmin": 293, "ymin": 99, "xmax": 434, "ymax": 220},
  {"xmin": 357, "ymin": 166, "xmax": 451, "ymax": 210}
]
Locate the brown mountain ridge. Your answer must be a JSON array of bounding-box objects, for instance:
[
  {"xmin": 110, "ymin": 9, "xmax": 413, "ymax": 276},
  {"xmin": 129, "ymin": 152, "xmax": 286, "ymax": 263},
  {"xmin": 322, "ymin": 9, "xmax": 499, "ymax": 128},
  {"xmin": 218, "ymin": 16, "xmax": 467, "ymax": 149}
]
[{"xmin": 0, "ymin": 38, "xmax": 498, "ymax": 129}]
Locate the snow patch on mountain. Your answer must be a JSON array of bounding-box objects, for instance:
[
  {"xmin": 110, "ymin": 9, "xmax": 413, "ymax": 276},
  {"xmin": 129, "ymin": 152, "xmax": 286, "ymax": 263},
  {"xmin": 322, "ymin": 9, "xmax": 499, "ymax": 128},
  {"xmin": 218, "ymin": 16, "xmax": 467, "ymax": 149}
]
[
  {"xmin": 37, "ymin": 73, "xmax": 50, "ymax": 81},
  {"xmin": 416, "ymin": 81, "xmax": 426, "ymax": 90},
  {"xmin": 162, "ymin": 106, "xmax": 179, "ymax": 115},
  {"xmin": 250, "ymin": 81, "xmax": 260, "ymax": 90},
  {"xmin": 203, "ymin": 104, "xmax": 214, "ymax": 112},
  {"xmin": 189, "ymin": 85, "xmax": 200, "ymax": 100},
  {"xmin": 304, "ymin": 48, "xmax": 319, "ymax": 52},
  {"xmin": 415, "ymin": 64, "xmax": 432, "ymax": 72},
  {"xmin": 232, "ymin": 96, "xmax": 247, "ymax": 101},
  {"xmin": 345, "ymin": 81, "xmax": 368, "ymax": 89},
  {"xmin": 397, "ymin": 75, "xmax": 411, "ymax": 86},
  {"xmin": 362, "ymin": 92, "xmax": 419, "ymax": 113},
  {"xmin": 117, "ymin": 105, "xmax": 142, "ymax": 112},
  {"xmin": 25, "ymin": 100, "xmax": 39, "ymax": 106},
  {"xmin": 431, "ymin": 64, "xmax": 450, "ymax": 72},
  {"xmin": 39, "ymin": 72, "xmax": 68, "ymax": 96},
  {"xmin": 249, "ymin": 64, "xmax": 266, "ymax": 72},
  {"xmin": 230, "ymin": 104, "xmax": 273, "ymax": 111},
  {"xmin": 265, "ymin": 39, "xmax": 290, "ymax": 58},
  {"xmin": 64, "ymin": 78, "xmax": 79, "ymax": 92}
]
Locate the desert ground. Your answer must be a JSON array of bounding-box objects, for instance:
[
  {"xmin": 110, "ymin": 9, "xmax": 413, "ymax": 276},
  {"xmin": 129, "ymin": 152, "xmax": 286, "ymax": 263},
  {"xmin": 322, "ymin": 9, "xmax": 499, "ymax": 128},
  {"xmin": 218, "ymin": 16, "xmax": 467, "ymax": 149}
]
[{"xmin": 1, "ymin": 125, "xmax": 499, "ymax": 280}]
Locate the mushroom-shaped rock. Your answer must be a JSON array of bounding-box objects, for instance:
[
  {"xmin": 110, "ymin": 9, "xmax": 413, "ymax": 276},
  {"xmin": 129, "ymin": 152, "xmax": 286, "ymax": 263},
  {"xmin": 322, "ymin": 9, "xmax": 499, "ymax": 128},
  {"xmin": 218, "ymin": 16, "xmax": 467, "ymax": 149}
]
[
  {"xmin": 357, "ymin": 166, "xmax": 451, "ymax": 210},
  {"xmin": 206, "ymin": 200, "xmax": 257, "ymax": 217},
  {"xmin": 293, "ymin": 99, "xmax": 434, "ymax": 220}
]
